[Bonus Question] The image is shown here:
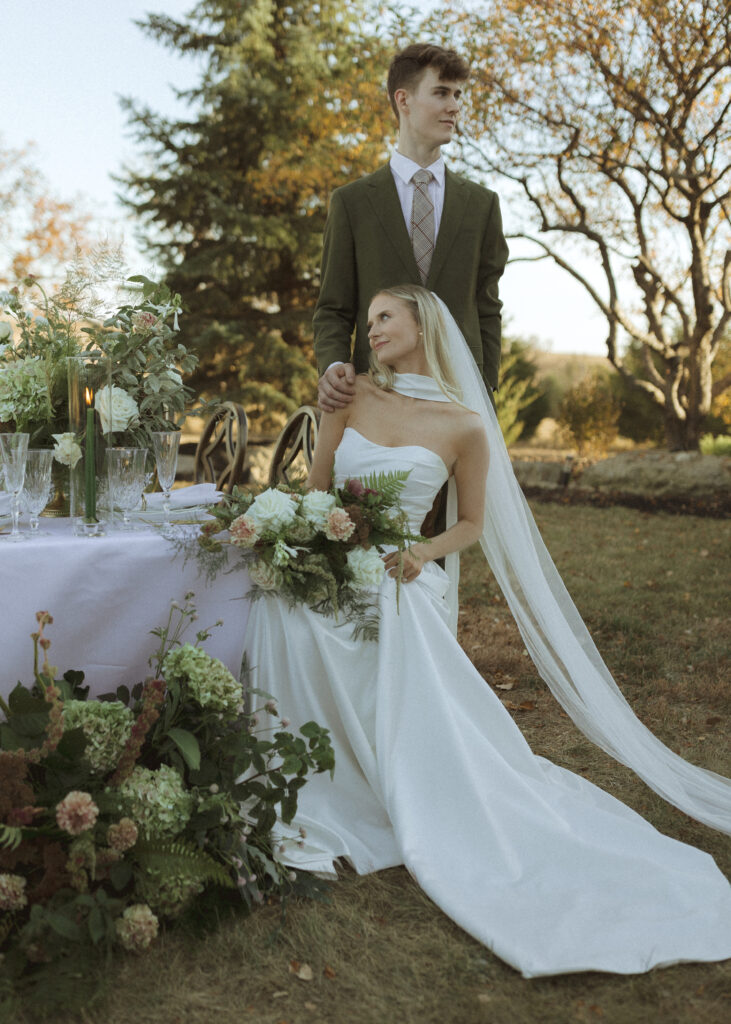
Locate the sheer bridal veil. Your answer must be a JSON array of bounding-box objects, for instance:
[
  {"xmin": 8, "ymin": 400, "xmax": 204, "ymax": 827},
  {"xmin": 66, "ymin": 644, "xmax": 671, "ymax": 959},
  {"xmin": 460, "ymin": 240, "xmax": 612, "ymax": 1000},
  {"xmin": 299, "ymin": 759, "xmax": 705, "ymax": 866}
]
[{"xmin": 432, "ymin": 295, "xmax": 731, "ymax": 836}]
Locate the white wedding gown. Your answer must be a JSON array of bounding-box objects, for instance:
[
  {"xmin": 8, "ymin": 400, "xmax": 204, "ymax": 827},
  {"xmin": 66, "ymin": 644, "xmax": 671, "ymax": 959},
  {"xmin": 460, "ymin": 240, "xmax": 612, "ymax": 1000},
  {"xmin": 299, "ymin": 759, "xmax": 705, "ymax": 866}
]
[{"xmin": 244, "ymin": 427, "xmax": 731, "ymax": 978}]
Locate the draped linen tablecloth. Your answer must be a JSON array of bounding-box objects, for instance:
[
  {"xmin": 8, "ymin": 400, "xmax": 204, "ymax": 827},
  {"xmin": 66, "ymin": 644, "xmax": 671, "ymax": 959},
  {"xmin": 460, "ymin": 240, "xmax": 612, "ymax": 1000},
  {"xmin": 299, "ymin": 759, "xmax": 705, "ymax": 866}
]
[{"xmin": 0, "ymin": 518, "xmax": 250, "ymax": 699}]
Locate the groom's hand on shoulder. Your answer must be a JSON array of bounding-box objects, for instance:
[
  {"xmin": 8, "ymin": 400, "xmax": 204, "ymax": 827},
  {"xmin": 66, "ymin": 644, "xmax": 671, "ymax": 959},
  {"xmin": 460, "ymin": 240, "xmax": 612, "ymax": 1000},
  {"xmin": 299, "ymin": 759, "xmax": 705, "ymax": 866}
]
[{"xmin": 318, "ymin": 362, "xmax": 356, "ymax": 413}]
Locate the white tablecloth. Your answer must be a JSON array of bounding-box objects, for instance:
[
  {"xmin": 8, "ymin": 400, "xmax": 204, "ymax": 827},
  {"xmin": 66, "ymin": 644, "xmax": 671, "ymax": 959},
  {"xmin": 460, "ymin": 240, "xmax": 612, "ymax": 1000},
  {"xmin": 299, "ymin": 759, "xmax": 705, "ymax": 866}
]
[{"xmin": 0, "ymin": 518, "xmax": 250, "ymax": 699}]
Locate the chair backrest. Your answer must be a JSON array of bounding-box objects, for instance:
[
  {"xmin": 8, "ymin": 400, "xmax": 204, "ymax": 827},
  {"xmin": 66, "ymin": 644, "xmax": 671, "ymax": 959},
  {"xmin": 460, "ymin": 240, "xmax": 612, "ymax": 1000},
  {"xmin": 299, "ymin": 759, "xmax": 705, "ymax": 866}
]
[
  {"xmin": 268, "ymin": 405, "xmax": 321, "ymax": 486},
  {"xmin": 193, "ymin": 402, "xmax": 248, "ymax": 493}
]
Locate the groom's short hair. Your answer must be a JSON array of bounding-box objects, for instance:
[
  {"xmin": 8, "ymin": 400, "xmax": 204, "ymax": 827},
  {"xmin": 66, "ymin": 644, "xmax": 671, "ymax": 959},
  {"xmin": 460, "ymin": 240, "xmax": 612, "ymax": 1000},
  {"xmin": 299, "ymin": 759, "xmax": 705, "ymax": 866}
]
[{"xmin": 387, "ymin": 44, "xmax": 469, "ymax": 119}]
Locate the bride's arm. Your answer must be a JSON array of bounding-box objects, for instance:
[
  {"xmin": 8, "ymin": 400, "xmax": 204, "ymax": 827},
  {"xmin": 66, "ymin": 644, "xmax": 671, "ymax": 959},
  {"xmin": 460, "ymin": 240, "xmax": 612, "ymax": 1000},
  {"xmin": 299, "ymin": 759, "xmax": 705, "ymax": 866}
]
[
  {"xmin": 306, "ymin": 406, "xmax": 350, "ymax": 491},
  {"xmin": 384, "ymin": 418, "xmax": 488, "ymax": 581}
]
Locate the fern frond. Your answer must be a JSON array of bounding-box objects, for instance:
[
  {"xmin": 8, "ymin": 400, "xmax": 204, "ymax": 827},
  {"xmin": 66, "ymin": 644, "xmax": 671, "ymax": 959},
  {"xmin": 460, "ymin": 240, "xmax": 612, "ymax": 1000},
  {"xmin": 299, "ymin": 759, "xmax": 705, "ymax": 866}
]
[
  {"xmin": 356, "ymin": 469, "xmax": 410, "ymax": 506},
  {"xmin": 133, "ymin": 838, "xmax": 236, "ymax": 889},
  {"xmin": 0, "ymin": 825, "xmax": 24, "ymax": 851}
]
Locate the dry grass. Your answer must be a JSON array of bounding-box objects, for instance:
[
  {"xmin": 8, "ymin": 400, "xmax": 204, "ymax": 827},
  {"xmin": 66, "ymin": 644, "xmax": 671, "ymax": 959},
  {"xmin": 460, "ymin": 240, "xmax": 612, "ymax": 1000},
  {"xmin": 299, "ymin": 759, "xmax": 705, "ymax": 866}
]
[{"xmin": 8, "ymin": 505, "xmax": 731, "ymax": 1024}]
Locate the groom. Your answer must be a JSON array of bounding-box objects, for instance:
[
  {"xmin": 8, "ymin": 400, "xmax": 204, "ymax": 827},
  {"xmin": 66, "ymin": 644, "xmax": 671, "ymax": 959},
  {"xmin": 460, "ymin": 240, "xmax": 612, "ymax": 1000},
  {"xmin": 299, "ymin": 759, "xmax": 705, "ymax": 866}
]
[{"xmin": 314, "ymin": 43, "xmax": 509, "ymax": 411}]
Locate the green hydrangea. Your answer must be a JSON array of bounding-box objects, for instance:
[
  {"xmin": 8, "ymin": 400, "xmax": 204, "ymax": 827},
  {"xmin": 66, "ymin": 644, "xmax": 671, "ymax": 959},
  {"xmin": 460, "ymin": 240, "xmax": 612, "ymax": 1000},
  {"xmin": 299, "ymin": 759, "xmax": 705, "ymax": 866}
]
[
  {"xmin": 135, "ymin": 865, "xmax": 205, "ymax": 918},
  {"xmin": 163, "ymin": 644, "xmax": 243, "ymax": 717},
  {"xmin": 0, "ymin": 357, "xmax": 51, "ymax": 425},
  {"xmin": 115, "ymin": 765, "xmax": 193, "ymax": 840},
  {"xmin": 63, "ymin": 699, "xmax": 134, "ymax": 775}
]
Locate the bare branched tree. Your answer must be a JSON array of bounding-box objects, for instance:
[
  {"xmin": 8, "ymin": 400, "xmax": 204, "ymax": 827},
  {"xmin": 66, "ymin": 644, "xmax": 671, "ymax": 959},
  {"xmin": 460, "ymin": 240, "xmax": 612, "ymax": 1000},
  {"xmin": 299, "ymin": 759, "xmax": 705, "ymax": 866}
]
[{"xmin": 430, "ymin": 0, "xmax": 730, "ymax": 448}]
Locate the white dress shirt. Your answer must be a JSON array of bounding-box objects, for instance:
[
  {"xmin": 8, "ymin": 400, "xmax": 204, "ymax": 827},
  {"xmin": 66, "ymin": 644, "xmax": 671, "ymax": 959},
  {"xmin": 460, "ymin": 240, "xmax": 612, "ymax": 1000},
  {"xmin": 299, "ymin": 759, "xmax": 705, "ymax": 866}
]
[{"xmin": 389, "ymin": 151, "xmax": 446, "ymax": 238}]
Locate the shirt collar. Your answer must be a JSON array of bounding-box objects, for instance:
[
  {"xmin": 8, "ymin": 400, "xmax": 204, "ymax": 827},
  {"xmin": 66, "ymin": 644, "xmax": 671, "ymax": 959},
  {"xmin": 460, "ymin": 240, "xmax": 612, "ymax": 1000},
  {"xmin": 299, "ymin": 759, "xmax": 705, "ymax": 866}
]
[{"xmin": 390, "ymin": 151, "xmax": 445, "ymax": 187}]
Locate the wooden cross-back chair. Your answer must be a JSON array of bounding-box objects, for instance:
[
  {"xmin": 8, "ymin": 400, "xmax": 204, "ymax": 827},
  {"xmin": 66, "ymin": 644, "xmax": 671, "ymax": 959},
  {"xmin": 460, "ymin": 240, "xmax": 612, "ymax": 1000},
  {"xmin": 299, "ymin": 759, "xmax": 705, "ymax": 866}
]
[
  {"xmin": 268, "ymin": 405, "xmax": 321, "ymax": 486},
  {"xmin": 194, "ymin": 401, "xmax": 248, "ymax": 493}
]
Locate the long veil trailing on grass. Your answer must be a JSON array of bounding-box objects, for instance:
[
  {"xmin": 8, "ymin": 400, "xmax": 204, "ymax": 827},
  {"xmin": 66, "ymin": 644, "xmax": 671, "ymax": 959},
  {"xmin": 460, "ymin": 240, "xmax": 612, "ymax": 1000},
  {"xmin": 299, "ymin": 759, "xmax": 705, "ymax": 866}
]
[{"xmin": 431, "ymin": 295, "xmax": 731, "ymax": 836}]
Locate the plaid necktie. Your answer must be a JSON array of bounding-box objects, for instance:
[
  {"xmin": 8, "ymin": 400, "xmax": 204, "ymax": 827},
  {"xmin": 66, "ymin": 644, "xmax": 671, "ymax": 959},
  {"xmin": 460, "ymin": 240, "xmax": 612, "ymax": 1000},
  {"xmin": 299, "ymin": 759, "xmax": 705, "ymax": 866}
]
[{"xmin": 410, "ymin": 169, "xmax": 435, "ymax": 284}]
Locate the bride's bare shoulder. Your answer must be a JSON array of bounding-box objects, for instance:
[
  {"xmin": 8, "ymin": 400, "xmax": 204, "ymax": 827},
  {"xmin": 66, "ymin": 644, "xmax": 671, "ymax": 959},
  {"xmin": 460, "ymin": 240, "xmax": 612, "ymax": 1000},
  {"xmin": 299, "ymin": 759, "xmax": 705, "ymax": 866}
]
[{"xmin": 452, "ymin": 407, "xmax": 488, "ymax": 450}]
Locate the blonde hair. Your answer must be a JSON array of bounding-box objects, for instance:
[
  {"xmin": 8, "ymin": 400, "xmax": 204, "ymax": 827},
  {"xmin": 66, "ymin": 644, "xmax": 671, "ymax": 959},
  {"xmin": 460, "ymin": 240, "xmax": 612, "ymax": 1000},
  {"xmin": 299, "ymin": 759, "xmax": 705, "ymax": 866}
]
[{"xmin": 367, "ymin": 285, "xmax": 465, "ymax": 405}]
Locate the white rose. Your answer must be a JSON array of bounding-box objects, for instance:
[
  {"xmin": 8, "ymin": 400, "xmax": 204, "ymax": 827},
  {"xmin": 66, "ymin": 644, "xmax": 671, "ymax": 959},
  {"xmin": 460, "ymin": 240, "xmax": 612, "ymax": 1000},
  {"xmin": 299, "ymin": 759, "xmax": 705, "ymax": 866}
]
[
  {"xmin": 300, "ymin": 489, "xmax": 336, "ymax": 528},
  {"xmin": 249, "ymin": 560, "xmax": 283, "ymax": 591},
  {"xmin": 0, "ymin": 322, "xmax": 11, "ymax": 342},
  {"xmin": 95, "ymin": 385, "xmax": 139, "ymax": 434},
  {"xmin": 346, "ymin": 547, "xmax": 385, "ymax": 589},
  {"xmin": 52, "ymin": 432, "xmax": 83, "ymax": 468},
  {"xmin": 247, "ymin": 488, "xmax": 298, "ymax": 532}
]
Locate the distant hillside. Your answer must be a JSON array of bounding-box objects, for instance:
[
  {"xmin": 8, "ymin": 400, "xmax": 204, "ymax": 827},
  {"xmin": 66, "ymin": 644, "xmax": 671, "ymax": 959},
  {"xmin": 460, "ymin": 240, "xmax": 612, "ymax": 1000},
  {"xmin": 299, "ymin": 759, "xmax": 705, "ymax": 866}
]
[{"xmin": 530, "ymin": 350, "xmax": 616, "ymax": 384}]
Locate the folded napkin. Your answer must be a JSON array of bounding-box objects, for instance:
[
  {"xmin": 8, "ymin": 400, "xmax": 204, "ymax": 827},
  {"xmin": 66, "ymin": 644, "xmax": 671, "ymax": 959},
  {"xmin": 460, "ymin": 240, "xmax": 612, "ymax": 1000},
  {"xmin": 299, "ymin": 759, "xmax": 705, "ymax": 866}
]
[{"xmin": 144, "ymin": 483, "xmax": 222, "ymax": 510}]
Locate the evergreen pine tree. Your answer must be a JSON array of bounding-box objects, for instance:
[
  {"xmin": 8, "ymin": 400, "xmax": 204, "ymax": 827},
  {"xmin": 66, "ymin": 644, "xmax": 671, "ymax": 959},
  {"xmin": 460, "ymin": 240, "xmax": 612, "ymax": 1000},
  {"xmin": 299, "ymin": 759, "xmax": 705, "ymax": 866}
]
[{"xmin": 120, "ymin": 0, "xmax": 390, "ymax": 432}]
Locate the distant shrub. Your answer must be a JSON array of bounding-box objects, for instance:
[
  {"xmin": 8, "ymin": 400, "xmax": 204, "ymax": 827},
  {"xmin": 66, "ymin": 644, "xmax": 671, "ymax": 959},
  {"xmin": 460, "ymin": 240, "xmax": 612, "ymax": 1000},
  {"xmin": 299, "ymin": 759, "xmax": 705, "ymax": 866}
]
[
  {"xmin": 699, "ymin": 433, "xmax": 731, "ymax": 456},
  {"xmin": 558, "ymin": 373, "xmax": 621, "ymax": 456}
]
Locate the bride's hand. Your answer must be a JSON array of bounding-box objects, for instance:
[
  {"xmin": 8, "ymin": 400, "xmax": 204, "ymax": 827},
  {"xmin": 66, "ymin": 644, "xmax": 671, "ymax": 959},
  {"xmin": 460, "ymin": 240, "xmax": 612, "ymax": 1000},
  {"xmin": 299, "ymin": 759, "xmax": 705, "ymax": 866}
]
[{"xmin": 383, "ymin": 545, "xmax": 428, "ymax": 582}]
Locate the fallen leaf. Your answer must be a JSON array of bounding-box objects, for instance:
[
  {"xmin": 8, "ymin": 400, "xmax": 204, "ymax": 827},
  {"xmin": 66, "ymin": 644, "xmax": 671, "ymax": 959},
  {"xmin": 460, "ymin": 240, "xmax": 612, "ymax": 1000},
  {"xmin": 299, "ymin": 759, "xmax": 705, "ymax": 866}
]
[
  {"xmin": 518, "ymin": 700, "xmax": 536, "ymax": 711},
  {"xmin": 501, "ymin": 699, "xmax": 519, "ymax": 710},
  {"xmin": 495, "ymin": 681, "xmax": 514, "ymax": 691},
  {"xmin": 323, "ymin": 965, "xmax": 337, "ymax": 979},
  {"xmin": 289, "ymin": 961, "xmax": 314, "ymax": 981}
]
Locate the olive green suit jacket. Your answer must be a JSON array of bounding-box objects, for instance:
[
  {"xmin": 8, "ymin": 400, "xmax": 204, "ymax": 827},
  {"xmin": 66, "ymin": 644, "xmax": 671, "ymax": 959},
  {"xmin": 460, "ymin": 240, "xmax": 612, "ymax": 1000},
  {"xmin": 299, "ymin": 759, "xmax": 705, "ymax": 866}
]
[{"xmin": 313, "ymin": 164, "xmax": 509, "ymax": 390}]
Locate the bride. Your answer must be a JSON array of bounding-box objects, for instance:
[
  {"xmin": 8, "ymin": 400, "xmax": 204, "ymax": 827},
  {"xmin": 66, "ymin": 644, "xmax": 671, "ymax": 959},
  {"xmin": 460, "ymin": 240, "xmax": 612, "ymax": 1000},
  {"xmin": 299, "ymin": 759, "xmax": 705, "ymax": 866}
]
[{"xmin": 243, "ymin": 284, "xmax": 731, "ymax": 978}]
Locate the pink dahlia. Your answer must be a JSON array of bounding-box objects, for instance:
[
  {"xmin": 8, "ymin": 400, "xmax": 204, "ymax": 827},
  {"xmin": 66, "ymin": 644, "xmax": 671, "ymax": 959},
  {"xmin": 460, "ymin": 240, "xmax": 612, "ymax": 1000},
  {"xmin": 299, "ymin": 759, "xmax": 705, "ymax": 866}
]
[
  {"xmin": 55, "ymin": 790, "xmax": 99, "ymax": 835},
  {"xmin": 325, "ymin": 507, "xmax": 355, "ymax": 542}
]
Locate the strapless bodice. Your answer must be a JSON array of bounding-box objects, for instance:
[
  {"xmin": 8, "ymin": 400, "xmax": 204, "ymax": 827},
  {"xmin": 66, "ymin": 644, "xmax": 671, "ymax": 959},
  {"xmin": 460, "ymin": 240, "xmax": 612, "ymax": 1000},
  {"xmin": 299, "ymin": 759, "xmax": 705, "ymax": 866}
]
[{"xmin": 333, "ymin": 427, "xmax": 448, "ymax": 534}]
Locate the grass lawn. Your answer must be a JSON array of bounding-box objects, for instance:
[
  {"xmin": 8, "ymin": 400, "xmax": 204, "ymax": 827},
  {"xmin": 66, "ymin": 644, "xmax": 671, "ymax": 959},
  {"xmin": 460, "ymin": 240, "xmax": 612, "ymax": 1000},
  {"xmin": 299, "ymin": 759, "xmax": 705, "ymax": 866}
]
[{"xmin": 7, "ymin": 504, "xmax": 730, "ymax": 1024}]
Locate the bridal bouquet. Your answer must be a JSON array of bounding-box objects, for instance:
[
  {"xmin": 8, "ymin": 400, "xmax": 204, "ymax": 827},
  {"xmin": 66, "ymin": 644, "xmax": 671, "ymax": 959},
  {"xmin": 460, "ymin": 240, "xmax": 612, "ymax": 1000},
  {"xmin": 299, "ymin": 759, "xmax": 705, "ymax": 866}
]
[
  {"xmin": 198, "ymin": 471, "xmax": 424, "ymax": 639},
  {"xmin": 0, "ymin": 603, "xmax": 333, "ymax": 1009}
]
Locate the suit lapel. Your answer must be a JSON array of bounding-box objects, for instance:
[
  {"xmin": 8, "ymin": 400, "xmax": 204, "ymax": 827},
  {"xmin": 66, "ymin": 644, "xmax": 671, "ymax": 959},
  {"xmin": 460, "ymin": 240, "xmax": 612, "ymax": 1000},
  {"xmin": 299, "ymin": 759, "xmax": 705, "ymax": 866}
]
[
  {"xmin": 428, "ymin": 168, "xmax": 469, "ymax": 285},
  {"xmin": 366, "ymin": 165, "xmax": 420, "ymax": 279}
]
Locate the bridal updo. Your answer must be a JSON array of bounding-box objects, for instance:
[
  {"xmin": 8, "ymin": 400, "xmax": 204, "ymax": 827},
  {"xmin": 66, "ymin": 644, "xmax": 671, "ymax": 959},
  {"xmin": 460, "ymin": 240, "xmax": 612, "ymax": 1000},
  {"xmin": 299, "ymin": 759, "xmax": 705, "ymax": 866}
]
[{"xmin": 368, "ymin": 284, "xmax": 465, "ymax": 405}]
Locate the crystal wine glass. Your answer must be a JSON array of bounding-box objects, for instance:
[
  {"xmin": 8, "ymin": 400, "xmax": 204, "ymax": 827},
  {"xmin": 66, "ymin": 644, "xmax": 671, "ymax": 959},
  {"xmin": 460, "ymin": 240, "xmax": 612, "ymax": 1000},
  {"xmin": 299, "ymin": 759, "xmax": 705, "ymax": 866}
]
[
  {"xmin": 106, "ymin": 447, "xmax": 149, "ymax": 530},
  {"xmin": 151, "ymin": 430, "xmax": 181, "ymax": 532},
  {"xmin": 20, "ymin": 448, "xmax": 54, "ymax": 536},
  {"xmin": 0, "ymin": 433, "xmax": 29, "ymax": 542}
]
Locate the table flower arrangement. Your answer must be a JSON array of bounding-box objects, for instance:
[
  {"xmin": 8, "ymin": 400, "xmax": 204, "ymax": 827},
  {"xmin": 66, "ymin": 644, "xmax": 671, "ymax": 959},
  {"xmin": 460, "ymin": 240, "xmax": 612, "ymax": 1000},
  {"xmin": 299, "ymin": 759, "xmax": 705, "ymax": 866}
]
[
  {"xmin": 197, "ymin": 471, "xmax": 424, "ymax": 640},
  {"xmin": 0, "ymin": 600, "xmax": 333, "ymax": 1009},
  {"xmin": 0, "ymin": 262, "xmax": 211, "ymax": 509}
]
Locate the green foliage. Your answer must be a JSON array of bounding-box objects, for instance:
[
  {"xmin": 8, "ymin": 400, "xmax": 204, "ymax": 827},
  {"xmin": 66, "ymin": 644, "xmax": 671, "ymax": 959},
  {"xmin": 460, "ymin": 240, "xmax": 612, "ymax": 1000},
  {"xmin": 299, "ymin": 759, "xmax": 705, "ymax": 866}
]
[
  {"xmin": 558, "ymin": 372, "xmax": 621, "ymax": 456},
  {"xmin": 699, "ymin": 433, "xmax": 731, "ymax": 456},
  {"xmin": 120, "ymin": 0, "xmax": 392, "ymax": 431},
  {"xmin": 495, "ymin": 336, "xmax": 543, "ymax": 445}
]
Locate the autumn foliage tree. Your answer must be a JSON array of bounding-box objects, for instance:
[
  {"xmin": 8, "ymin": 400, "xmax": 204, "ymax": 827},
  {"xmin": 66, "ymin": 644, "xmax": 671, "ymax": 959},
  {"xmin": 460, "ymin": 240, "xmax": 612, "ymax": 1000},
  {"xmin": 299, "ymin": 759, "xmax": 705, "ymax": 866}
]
[
  {"xmin": 430, "ymin": 0, "xmax": 731, "ymax": 449},
  {"xmin": 0, "ymin": 140, "xmax": 91, "ymax": 288},
  {"xmin": 120, "ymin": 0, "xmax": 392, "ymax": 431}
]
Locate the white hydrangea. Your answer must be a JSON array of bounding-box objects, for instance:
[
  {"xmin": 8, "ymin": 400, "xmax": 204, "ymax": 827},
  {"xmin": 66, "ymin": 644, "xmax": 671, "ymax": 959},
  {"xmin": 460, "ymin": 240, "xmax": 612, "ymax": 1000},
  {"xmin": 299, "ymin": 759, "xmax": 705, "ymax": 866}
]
[
  {"xmin": 95, "ymin": 385, "xmax": 139, "ymax": 434},
  {"xmin": 346, "ymin": 547, "xmax": 385, "ymax": 589},
  {"xmin": 246, "ymin": 488, "xmax": 298, "ymax": 532},
  {"xmin": 300, "ymin": 489, "xmax": 337, "ymax": 529}
]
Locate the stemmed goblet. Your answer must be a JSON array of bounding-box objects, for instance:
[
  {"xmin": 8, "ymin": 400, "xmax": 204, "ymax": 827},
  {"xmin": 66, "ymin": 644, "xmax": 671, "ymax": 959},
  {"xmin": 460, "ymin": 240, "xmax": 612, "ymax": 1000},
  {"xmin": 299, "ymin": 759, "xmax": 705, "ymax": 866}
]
[
  {"xmin": 151, "ymin": 430, "xmax": 181, "ymax": 533},
  {"xmin": 106, "ymin": 447, "xmax": 149, "ymax": 530},
  {"xmin": 21, "ymin": 449, "xmax": 54, "ymax": 536},
  {"xmin": 0, "ymin": 433, "xmax": 29, "ymax": 542}
]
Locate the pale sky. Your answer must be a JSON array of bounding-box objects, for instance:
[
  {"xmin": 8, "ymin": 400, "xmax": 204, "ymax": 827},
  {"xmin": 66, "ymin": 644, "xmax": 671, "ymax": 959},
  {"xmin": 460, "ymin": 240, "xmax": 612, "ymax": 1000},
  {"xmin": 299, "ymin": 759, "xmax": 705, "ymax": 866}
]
[{"xmin": 4, "ymin": 0, "xmax": 609, "ymax": 356}]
